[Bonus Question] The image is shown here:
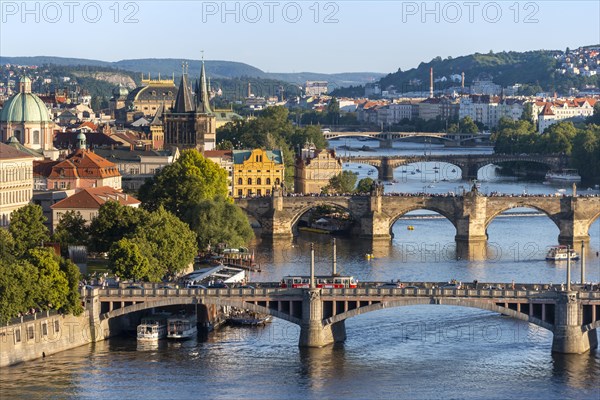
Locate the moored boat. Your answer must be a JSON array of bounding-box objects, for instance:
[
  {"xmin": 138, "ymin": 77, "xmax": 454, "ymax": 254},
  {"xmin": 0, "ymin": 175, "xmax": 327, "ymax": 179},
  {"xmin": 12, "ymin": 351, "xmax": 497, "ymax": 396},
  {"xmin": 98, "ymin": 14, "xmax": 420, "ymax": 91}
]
[
  {"xmin": 137, "ymin": 315, "xmax": 168, "ymax": 341},
  {"xmin": 227, "ymin": 311, "xmax": 272, "ymax": 326},
  {"xmin": 545, "ymin": 245, "xmax": 579, "ymax": 261},
  {"xmin": 167, "ymin": 314, "xmax": 197, "ymax": 339},
  {"xmin": 545, "ymin": 169, "xmax": 581, "ymax": 182}
]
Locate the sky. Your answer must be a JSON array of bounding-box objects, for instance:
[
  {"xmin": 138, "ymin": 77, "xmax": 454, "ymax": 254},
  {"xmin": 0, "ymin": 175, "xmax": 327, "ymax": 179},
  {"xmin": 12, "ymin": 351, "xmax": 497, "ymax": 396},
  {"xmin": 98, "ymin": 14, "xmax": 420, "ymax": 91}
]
[{"xmin": 1, "ymin": 1, "xmax": 599, "ymax": 74}]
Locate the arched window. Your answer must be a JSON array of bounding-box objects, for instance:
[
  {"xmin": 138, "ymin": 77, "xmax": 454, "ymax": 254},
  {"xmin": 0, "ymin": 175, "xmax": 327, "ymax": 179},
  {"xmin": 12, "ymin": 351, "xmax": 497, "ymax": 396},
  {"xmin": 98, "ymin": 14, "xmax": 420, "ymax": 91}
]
[
  {"xmin": 266, "ymin": 178, "xmax": 271, "ymax": 185},
  {"xmin": 275, "ymin": 178, "xmax": 280, "ymax": 185},
  {"xmin": 238, "ymin": 178, "xmax": 242, "ymax": 185},
  {"xmin": 257, "ymin": 178, "xmax": 262, "ymax": 185},
  {"xmin": 33, "ymin": 130, "xmax": 40, "ymax": 144},
  {"xmin": 247, "ymin": 178, "xmax": 252, "ymax": 185},
  {"xmin": 13, "ymin": 130, "xmax": 21, "ymax": 142}
]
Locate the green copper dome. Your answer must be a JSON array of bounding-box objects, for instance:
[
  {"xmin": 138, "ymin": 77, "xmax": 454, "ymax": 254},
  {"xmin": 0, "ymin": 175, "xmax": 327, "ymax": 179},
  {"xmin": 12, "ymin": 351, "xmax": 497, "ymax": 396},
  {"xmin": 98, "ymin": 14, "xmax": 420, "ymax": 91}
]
[{"xmin": 0, "ymin": 76, "xmax": 51, "ymax": 123}]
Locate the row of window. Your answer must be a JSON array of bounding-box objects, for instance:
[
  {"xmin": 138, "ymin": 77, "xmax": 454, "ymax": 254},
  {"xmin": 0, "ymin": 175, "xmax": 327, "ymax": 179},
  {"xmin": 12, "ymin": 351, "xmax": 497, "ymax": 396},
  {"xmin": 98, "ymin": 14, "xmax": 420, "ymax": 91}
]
[
  {"xmin": 0, "ymin": 188, "xmax": 31, "ymax": 206},
  {"xmin": 236, "ymin": 177, "xmax": 281, "ymax": 186},
  {"xmin": 237, "ymin": 188, "xmax": 271, "ymax": 197},
  {"xmin": 237, "ymin": 169, "xmax": 280, "ymax": 173},
  {"xmin": 13, "ymin": 320, "xmax": 60, "ymax": 344},
  {"xmin": 1, "ymin": 165, "xmax": 32, "ymax": 182}
]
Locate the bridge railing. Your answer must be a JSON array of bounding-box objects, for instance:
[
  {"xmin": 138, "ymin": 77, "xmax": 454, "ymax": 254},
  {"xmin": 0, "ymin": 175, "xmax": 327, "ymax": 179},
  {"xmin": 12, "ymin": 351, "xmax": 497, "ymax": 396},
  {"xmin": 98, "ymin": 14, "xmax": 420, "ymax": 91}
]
[{"xmin": 96, "ymin": 287, "xmax": 600, "ymax": 300}]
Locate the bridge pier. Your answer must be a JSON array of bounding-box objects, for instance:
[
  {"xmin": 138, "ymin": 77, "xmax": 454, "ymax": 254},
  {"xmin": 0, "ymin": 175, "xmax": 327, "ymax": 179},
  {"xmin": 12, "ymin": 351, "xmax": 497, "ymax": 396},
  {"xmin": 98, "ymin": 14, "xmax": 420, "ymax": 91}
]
[
  {"xmin": 552, "ymin": 292, "xmax": 598, "ymax": 354},
  {"xmin": 379, "ymin": 138, "xmax": 393, "ymax": 149},
  {"xmin": 461, "ymin": 163, "xmax": 479, "ymax": 180},
  {"xmin": 299, "ymin": 289, "xmax": 345, "ymax": 347},
  {"xmin": 380, "ymin": 157, "xmax": 394, "ymax": 181}
]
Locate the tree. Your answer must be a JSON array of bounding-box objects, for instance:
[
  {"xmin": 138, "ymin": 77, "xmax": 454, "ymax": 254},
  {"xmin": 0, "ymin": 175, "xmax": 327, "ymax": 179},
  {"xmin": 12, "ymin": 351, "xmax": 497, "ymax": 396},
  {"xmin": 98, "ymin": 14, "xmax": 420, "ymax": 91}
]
[
  {"xmin": 184, "ymin": 199, "xmax": 254, "ymax": 250},
  {"xmin": 587, "ymin": 102, "xmax": 600, "ymax": 125},
  {"xmin": 138, "ymin": 150, "xmax": 229, "ymax": 217},
  {"xmin": 109, "ymin": 238, "xmax": 158, "ymax": 282},
  {"xmin": 88, "ymin": 201, "xmax": 147, "ymax": 253},
  {"xmin": 356, "ymin": 177, "xmax": 375, "ymax": 193},
  {"xmin": 458, "ymin": 116, "xmax": 479, "ymax": 134},
  {"xmin": 133, "ymin": 207, "xmax": 197, "ymax": 277},
  {"xmin": 52, "ymin": 211, "xmax": 89, "ymax": 256},
  {"xmin": 0, "ymin": 229, "xmax": 15, "ymax": 263},
  {"xmin": 9, "ymin": 204, "xmax": 49, "ymax": 256},
  {"xmin": 324, "ymin": 171, "xmax": 358, "ymax": 194},
  {"xmin": 26, "ymin": 248, "xmax": 70, "ymax": 311},
  {"xmin": 59, "ymin": 258, "xmax": 84, "ymax": 315},
  {"xmin": 520, "ymin": 103, "xmax": 533, "ymax": 122},
  {"xmin": 0, "ymin": 259, "xmax": 39, "ymax": 323}
]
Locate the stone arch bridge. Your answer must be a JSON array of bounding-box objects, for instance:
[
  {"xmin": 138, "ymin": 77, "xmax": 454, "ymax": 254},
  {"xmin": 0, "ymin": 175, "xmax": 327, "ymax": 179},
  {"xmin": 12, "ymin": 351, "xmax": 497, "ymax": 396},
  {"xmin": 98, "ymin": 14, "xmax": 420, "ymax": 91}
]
[
  {"xmin": 235, "ymin": 191, "xmax": 600, "ymax": 255},
  {"xmin": 88, "ymin": 285, "xmax": 600, "ymax": 354},
  {"xmin": 339, "ymin": 154, "xmax": 569, "ymax": 180},
  {"xmin": 324, "ymin": 131, "xmax": 488, "ymax": 148}
]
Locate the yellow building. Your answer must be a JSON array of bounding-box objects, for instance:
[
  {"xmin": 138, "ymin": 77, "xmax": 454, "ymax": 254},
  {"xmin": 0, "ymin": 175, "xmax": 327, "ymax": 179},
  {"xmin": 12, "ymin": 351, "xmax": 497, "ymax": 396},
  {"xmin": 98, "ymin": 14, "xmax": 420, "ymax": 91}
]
[
  {"xmin": 295, "ymin": 147, "xmax": 341, "ymax": 194},
  {"xmin": 232, "ymin": 149, "xmax": 284, "ymax": 197}
]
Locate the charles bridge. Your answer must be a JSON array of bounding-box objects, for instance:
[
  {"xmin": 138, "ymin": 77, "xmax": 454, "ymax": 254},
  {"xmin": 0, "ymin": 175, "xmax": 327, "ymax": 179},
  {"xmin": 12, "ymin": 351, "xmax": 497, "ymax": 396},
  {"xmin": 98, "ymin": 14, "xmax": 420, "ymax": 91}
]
[
  {"xmin": 323, "ymin": 131, "xmax": 488, "ymax": 148},
  {"xmin": 235, "ymin": 188, "xmax": 600, "ymax": 256},
  {"xmin": 339, "ymin": 154, "xmax": 569, "ymax": 180},
  {"xmin": 88, "ymin": 281, "xmax": 600, "ymax": 354}
]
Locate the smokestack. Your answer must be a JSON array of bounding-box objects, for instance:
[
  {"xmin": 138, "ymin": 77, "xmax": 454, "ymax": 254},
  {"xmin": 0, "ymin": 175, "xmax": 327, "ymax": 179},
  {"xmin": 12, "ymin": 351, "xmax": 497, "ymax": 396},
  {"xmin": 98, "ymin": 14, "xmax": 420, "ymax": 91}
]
[
  {"xmin": 461, "ymin": 72, "xmax": 465, "ymax": 90},
  {"xmin": 429, "ymin": 67, "xmax": 434, "ymax": 98},
  {"xmin": 248, "ymin": 82, "xmax": 252, "ymax": 98}
]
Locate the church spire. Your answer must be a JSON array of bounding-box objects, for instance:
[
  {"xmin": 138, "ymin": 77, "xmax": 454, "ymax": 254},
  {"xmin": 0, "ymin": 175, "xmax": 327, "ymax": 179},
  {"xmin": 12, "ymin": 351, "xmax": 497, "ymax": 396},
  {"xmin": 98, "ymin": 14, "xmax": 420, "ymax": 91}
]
[
  {"xmin": 174, "ymin": 61, "xmax": 194, "ymax": 113},
  {"xmin": 196, "ymin": 57, "xmax": 212, "ymax": 114}
]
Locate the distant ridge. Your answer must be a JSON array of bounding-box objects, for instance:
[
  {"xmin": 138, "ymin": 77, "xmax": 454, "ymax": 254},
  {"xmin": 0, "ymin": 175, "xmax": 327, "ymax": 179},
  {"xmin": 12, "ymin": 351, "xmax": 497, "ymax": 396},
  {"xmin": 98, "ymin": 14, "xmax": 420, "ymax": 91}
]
[{"xmin": 0, "ymin": 56, "xmax": 384, "ymax": 88}]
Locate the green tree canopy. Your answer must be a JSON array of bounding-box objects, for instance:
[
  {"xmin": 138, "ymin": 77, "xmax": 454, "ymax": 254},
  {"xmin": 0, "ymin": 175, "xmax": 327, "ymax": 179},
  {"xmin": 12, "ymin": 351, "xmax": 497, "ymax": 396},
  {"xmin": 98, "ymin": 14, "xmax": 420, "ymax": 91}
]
[
  {"xmin": 109, "ymin": 238, "xmax": 157, "ymax": 282},
  {"xmin": 356, "ymin": 177, "xmax": 375, "ymax": 193},
  {"xmin": 323, "ymin": 171, "xmax": 358, "ymax": 194},
  {"xmin": 138, "ymin": 149, "xmax": 229, "ymax": 217},
  {"xmin": 133, "ymin": 207, "xmax": 197, "ymax": 277},
  {"xmin": 88, "ymin": 201, "xmax": 147, "ymax": 253},
  {"xmin": 183, "ymin": 199, "xmax": 254, "ymax": 250},
  {"xmin": 9, "ymin": 204, "xmax": 49, "ymax": 257},
  {"xmin": 26, "ymin": 248, "xmax": 70, "ymax": 311},
  {"xmin": 52, "ymin": 210, "xmax": 89, "ymax": 256}
]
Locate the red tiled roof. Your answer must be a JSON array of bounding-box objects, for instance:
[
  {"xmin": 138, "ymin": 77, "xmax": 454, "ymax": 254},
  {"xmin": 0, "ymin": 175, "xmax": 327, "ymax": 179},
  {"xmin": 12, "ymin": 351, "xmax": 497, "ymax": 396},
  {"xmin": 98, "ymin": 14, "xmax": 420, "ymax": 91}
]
[
  {"xmin": 0, "ymin": 143, "xmax": 37, "ymax": 160},
  {"xmin": 204, "ymin": 150, "xmax": 233, "ymax": 158},
  {"xmin": 51, "ymin": 186, "xmax": 140, "ymax": 210},
  {"xmin": 48, "ymin": 149, "xmax": 120, "ymax": 179},
  {"xmin": 540, "ymin": 103, "xmax": 555, "ymax": 116}
]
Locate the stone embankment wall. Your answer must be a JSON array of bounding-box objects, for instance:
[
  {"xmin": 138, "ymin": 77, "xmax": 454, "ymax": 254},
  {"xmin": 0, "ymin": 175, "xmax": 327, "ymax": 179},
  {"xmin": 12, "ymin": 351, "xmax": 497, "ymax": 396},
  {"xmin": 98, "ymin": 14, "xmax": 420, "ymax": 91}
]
[{"xmin": 0, "ymin": 310, "xmax": 117, "ymax": 368}]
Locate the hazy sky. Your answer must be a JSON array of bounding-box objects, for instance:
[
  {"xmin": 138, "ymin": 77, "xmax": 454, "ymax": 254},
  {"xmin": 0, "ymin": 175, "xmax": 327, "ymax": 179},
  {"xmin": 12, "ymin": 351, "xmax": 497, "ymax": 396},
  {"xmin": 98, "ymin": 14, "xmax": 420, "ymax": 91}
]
[{"xmin": 1, "ymin": 1, "xmax": 598, "ymax": 73}]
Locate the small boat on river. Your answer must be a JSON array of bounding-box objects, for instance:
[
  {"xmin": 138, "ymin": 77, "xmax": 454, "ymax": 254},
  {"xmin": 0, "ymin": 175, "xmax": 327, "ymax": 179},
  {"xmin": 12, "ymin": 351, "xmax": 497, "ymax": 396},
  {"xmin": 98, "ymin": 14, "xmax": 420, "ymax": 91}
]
[
  {"xmin": 137, "ymin": 315, "xmax": 168, "ymax": 341},
  {"xmin": 167, "ymin": 314, "xmax": 197, "ymax": 339},
  {"xmin": 545, "ymin": 245, "xmax": 579, "ymax": 261}
]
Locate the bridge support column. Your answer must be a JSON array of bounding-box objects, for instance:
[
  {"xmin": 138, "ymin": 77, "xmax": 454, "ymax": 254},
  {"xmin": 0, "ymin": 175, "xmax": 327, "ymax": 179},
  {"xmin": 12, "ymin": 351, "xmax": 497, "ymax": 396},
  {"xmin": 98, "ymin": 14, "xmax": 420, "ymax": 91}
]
[
  {"xmin": 380, "ymin": 157, "xmax": 394, "ymax": 181},
  {"xmin": 299, "ymin": 289, "xmax": 338, "ymax": 347},
  {"xmin": 455, "ymin": 190, "xmax": 488, "ymax": 260},
  {"xmin": 379, "ymin": 138, "xmax": 393, "ymax": 149},
  {"xmin": 557, "ymin": 199, "xmax": 592, "ymax": 247},
  {"xmin": 461, "ymin": 163, "xmax": 478, "ymax": 180},
  {"xmin": 552, "ymin": 292, "xmax": 598, "ymax": 354}
]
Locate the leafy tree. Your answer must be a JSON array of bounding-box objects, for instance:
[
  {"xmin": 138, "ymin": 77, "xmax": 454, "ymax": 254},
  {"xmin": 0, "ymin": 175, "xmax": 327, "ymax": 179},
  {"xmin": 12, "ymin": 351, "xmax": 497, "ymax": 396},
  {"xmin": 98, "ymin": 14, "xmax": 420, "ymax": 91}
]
[
  {"xmin": 26, "ymin": 248, "xmax": 70, "ymax": 311},
  {"xmin": 324, "ymin": 171, "xmax": 358, "ymax": 194},
  {"xmin": 0, "ymin": 229, "xmax": 15, "ymax": 263},
  {"xmin": 587, "ymin": 102, "xmax": 600, "ymax": 125},
  {"xmin": 109, "ymin": 238, "xmax": 157, "ymax": 281},
  {"xmin": 9, "ymin": 204, "xmax": 50, "ymax": 256},
  {"xmin": 521, "ymin": 103, "xmax": 533, "ymax": 122},
  {"xmin": 0, "ymin": 259, "xmax": 39, "ymax": 323},
  {"xmin": 52, "ymin": 211, "xmax": 89, "ymax": 256},
  {"xmin": 184, "ymin": 199, "xmax": 254, "ymax": 250},
  {"xmin": 356, "ymin": 177, "xmax": 375, "ymax": 193},
  {"xmin": 138, "ymin": 150, "xmax": 229, "ymax": 217},
  {"xmin": 458, "ymin": 116, "xmax": 479, "ymax": 134},
  {"xmin": 88, "ymin": 201, "xmax": 147, "ymax": 253},
  {"xmin": 216, "ymin": 140, "xmax": 234, "ymax": 150},
  {"xmin": 133, "ymin": 207, "xmax": 197, "ymax": 277},
  {"xmin": 59, "ymin": 258, "xmax": 84, "ymax": 315}
]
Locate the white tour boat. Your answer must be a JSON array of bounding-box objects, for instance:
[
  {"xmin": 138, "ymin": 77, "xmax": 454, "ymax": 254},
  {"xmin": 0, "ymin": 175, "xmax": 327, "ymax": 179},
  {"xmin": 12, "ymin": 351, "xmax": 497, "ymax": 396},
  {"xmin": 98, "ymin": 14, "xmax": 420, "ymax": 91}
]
[
  {"xmin": 137, "ymin": 315, "xmax": 168, "ymax": 341},
  {"xmin": 167, "ymin": 314, "xmax": 197, "ymax": 339},
  {"xmin": 545, "ymin": 245, "xmax": 580, "ymax": 261},
  {"xmin": 545, "ymin": 169, "xmax": 581, "ymax": 182}
]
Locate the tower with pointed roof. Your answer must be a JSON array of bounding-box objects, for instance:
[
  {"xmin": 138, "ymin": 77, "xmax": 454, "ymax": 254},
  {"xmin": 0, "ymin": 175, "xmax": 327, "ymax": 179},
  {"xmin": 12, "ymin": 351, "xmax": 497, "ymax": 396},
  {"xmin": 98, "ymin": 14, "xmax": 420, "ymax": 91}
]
[{"xmin": 163, "ymin": 59, "xmax": 216, "ymax": 152}]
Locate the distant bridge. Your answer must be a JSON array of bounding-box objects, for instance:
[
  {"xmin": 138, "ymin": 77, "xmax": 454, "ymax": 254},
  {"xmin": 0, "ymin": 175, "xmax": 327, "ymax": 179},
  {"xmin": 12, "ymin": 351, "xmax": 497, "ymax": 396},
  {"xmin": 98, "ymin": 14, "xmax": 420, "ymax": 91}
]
[
  {"xmin": 339, "ymin": 154, "xmax": 569, "ymax": 180},
  {"xmin": 324, "ymin": 131, "xmax": 489, "ymax": 147},
  {"xmin": 236, "ymin": 190, "xmax": 599, "ymax": 253},
  {"xmin": 89, "ymin": 283, "xmax": 600, "ymax": 353}
]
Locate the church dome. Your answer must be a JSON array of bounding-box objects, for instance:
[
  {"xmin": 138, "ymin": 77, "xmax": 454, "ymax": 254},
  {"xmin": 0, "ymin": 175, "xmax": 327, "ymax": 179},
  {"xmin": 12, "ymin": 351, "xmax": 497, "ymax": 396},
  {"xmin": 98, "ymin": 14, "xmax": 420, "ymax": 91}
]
[
  {"xmin": 0, "ymin": 76, "xmax": 51, "ymax": 123},
  {"xmin": 113, "ymin": 84, "xmax": 129, "ymax": 99}
]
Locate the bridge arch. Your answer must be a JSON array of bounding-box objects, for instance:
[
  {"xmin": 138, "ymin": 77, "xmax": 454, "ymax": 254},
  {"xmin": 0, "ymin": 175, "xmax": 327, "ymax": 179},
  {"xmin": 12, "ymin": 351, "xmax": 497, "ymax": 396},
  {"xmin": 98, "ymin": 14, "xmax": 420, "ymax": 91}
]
[
  {"xmin": 388, "ymin": 206, "xmax": 458, "ymax": 236},
  {"xmin": 586, "ymin": 210, "xmax": 600, "ymax": 235},
  {"xmin": 323, "ymin": 299, "xmax": 554, "ymax": 333},
  {"xmin": 100, "ymin": 297, "xmax": 302, "ymax": 326},
  {"xmin": 484, "ymin": 204, "xmax": 561, "ymax": 230},
  {"xmin": 288, "ymin": 202, "xmax": 358, "ymax": 233},
  {"xmin": 474, "ymin": 159, "xmax": 555, "ymax": 180}
]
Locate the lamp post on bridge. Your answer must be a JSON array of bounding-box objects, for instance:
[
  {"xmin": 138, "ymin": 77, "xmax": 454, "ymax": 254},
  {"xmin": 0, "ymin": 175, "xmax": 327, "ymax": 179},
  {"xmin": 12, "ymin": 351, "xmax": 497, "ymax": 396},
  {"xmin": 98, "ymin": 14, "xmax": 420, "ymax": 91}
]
[
  {"xmin": 580, "ymin": 241, "xmax": 585, "ymax": 285},
  {"xmin": 566, "ymin": 246, "xmax": 571, "ymax": 291},
  {"xmin": 310, "ymin": 242, "xmax": 315, "ymax": 289}
]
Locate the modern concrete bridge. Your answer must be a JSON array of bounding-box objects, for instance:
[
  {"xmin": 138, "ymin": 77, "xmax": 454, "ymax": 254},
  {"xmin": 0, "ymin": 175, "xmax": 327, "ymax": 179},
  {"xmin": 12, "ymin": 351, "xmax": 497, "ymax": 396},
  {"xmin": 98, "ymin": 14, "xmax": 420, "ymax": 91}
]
[
  {"xmin": 339, "ymin": 154, "xmax": 569, "ymax": 180},
  {"xmin": 87, "ymin": 283, "xmax": 600, "ymax": 354},
  {"xmin": 235, "ymin": 188, "xmax": 600, "ymax": 255}
]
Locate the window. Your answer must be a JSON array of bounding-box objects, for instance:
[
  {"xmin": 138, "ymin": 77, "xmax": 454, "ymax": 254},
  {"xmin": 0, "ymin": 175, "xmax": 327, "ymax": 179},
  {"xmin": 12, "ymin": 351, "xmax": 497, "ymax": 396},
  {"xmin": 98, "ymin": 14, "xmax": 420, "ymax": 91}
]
[
  {"xmin": 60, "ymin": 182, "xmax": 66, "ymax": 189},
  {"xmin": 237, "ymin": 189, "xmax": 242, "ymax": 196},
  {"xmin": 27, "ymin": 325, "xmax": 34, "ymax": 341},
  {"xmin": 238, "ymin": 178, "xmax": 242, "ymax": 185},
  {"xmin": 247, "ymin": 178, "xmax": 252, "ymax": 185},
  {"xmin": 266, "ymin": 189, "xmax": 270, "ymax": 195},
  {"xmin": 42, "ymin": 323, "xmax": 48, "ymax": 336},
  {"xmin": 275, "ymin": 178, "xmax": 280, "ymax": 185},
  {"xmin": 266, "ymin": 178, "xmax": 271, "ymax": 185},
  {"xmin": 54, "ymin": 320, "xmax": 60, "ymax": 333},
  {"xmin": 14, "ymin": 328, "xmax": 21, "ymax": 343},
  {"xmin": 33, "ymin": 130, "xmax": 40, "ymax": 144},
  {"xmin": 257, "ymin": 189, "xmax": 262, "ymax": 196},
  {"xmin": 257, "ymin": 178, "xmax": 261, "ymax": 185}
]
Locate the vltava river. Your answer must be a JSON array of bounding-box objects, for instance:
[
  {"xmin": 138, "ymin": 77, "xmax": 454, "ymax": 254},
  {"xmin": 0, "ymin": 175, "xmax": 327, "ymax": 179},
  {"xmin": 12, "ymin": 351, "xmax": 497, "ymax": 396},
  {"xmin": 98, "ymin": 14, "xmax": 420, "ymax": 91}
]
[{"xmin": 1, "ymin": 140, "xmax": 599, "ymax": 399}]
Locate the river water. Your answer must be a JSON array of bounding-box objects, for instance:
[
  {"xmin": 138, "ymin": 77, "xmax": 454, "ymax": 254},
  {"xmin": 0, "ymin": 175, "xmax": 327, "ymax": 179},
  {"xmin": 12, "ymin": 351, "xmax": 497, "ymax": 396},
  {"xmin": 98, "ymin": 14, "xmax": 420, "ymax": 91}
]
[{"xmin": 2, "ymin": 140, "xmax": 599, "ymax": 399}]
